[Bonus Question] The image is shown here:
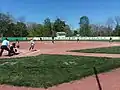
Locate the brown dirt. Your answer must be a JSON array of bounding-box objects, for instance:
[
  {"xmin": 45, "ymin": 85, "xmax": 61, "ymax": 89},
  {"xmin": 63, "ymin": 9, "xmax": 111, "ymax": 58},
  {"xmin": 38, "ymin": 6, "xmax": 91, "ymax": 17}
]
[{"xmin": 0, "ymin": 41, "xmax": 120, "ymax": 90}]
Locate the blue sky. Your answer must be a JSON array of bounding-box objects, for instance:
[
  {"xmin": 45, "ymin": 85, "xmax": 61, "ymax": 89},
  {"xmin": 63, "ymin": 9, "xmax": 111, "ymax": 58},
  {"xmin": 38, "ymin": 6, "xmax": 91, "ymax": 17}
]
[{"xmin": 0, "ymin": 0, "xmax": 120, "ymax": 29}]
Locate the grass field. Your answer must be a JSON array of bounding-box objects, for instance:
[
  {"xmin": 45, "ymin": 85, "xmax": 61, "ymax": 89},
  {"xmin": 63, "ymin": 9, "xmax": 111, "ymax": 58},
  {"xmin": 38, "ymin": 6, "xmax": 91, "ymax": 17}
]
[
  {"xmin": 0, "ymin": 54, "xmax": 120, "ymax": 88},
  {"xmin": 70, "ymin": 46, "xmax": 120, "ymax": 54}
]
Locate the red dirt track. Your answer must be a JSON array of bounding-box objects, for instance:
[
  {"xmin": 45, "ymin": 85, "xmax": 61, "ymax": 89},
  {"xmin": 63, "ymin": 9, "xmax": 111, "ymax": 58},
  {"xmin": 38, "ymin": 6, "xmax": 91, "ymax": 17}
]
[{"xmin": 1, "ymin": 41, "xmax": 120, "ymax": 90}]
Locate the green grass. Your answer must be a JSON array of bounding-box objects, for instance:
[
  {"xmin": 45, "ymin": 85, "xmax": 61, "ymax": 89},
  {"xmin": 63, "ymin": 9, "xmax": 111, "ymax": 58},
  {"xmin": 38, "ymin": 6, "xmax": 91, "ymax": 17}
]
[
  {"xmin": 0, "ymin": 55, "xmax": 120, "ymax": 88},
  {"xmin": 70, "ymin": 46, "xmax": 120, "ymax": 54}
]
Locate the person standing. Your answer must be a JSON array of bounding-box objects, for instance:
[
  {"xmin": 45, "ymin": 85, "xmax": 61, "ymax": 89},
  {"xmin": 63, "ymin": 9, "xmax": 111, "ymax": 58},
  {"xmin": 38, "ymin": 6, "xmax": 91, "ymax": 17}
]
[
  {"xmin": 40, "ymin": 37, "xmax": 42, "ymax": 42},
  {"xmin": 0, "ymin": 38, "xmax": 11, "ymax": 56},
  {"xmin": 52, "ymin": 36, "xmax": 54, "ymax": 44},
  {"xmin": 109, "ymin": 37, "xmax": 113, "ymax": 43},
  {"xmin": 15, "ymin": 39, "xmax": 20, "ymax": 48},
  {"xmin": 77, "ymin": 38, "xmax": 79, "ymax": 42},
  {"xmin": 29, "ymin": 39, "xmax": 35, "ymax": 51}
]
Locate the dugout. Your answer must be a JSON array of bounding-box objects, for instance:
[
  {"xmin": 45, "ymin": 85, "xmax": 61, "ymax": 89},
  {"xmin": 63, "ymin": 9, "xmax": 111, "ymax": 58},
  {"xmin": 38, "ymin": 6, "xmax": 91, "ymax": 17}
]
[{"xmin": 56, "ymin": 32, "xmax": 66, "ymax": 37}]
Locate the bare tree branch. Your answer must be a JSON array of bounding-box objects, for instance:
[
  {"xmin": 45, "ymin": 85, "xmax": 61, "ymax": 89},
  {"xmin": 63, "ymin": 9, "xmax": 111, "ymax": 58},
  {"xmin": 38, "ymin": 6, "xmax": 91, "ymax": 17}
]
[{"xmin": 115, "ymin": 16, "xmax": 120, "ymax": 25}]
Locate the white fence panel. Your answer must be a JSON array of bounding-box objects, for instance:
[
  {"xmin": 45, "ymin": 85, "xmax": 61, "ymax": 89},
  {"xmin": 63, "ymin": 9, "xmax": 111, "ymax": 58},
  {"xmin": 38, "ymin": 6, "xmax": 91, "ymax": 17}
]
[{"xmin": 33, "ymin": 37, "xmax": 120, "ymax": 41}]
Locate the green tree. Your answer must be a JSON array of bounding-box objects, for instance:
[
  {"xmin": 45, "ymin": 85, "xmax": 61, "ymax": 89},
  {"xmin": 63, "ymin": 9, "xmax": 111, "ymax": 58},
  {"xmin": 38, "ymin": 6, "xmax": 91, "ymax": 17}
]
[
  {"xmin": 106, "ymin": 17, "xmax": 114, "ymax": 36},
  {"xmin": 0, "ymin": 12, "xmax": 13, "ymax": 37},
  {"xmin": 27, "ymin": 23, "xmax": 44, "ymax": 37},
  {"xmin": 27, "ymin": 23, "xmax": 38, "ymax": 36},
  {"xmin": 53, "ymin": 18, "xmax": 66, "ymax": 32},
  {"xmin": 6, "ymin": 23, "xmax": 15, "ymax": 36},
  {"xmin": 44, "ymin": 18, "xmax": 52, "ymax": 36},
  {"xmin": 79, "ymin": 16, "xmax": 91, "ymax": 36},
  {"xmin": 14, "ymin": 22, "xmax": 28, "ymax": 37},
  {"xmin": 33, "ymin": 24, "xmax": 44, "ymax": 36},
  {"xmin": 112, "ymin": 16, "xmax": 120, "ymax": 36},
  {"xmin": 114, "ymin": 24, "xmax": 120, "ymax": 36},
  {"xmin": 73, "ymin": 30, "xmax": 78, "ymax": 36},
  {"xmin": 64, "ymin": 25, "xmax": 72, "ymax": 36}
]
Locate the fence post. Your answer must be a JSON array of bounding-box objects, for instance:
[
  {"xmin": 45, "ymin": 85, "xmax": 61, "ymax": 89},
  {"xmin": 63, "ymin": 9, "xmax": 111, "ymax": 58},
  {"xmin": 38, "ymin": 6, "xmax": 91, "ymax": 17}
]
[{"xmin": 93, "ymin": 67, "xmax": 102, "ymax": 90}]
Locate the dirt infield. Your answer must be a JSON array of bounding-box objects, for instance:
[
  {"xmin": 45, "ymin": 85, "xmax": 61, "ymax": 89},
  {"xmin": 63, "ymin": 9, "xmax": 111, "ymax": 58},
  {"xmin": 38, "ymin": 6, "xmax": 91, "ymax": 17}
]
[
  {"xmin": 1, "ymin": 41, "xmax": 120, "ymax": 58},
  {"xmin": 1, "ymin": 41, "xmax": 120, "ymax": 90}
]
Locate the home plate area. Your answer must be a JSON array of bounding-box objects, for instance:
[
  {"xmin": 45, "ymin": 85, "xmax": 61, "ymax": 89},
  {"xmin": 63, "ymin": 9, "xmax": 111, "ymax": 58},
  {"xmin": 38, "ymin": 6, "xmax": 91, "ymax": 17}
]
[
  {"xmin": 0, "ymin": 49, "xmax": 39, "ymax": 58},
  {"xmin": 14, "ymin": 49, "xmax": 39, "ymax": 57}
]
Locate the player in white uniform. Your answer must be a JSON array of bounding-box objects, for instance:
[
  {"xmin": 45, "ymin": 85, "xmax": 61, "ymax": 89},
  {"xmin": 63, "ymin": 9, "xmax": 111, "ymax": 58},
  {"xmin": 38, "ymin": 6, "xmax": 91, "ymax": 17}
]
[
  {"xmin": 0, "ymin": 38, "xmax": 11, "ymax": 56},
  {"xmin": 29, "ymin": 39, "xmax": 35, "ymax": 51},
  {"xmin": 15, "ymin": 39, "xmax": 20, "ymax": 48}
]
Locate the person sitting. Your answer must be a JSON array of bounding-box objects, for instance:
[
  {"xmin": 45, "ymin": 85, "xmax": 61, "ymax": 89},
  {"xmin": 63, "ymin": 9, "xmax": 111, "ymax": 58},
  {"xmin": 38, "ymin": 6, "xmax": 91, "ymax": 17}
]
[{"xmin": 10, "ymin": 43, "xmax": 18, "ymax": 56}]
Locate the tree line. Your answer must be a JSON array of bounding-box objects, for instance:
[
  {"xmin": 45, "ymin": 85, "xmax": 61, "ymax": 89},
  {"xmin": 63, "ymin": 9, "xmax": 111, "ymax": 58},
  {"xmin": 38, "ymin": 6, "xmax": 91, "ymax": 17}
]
[
  {"xmin": 0, "ymin": 12, "xmax": 120, "ymax": 37},
  {"xmin": 0, "ymin": 12, "xmax": 72, "ymax": 37},
  {"xmin": 75, "ymin": 16, "xmax": 120, "ymax": 36}
]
